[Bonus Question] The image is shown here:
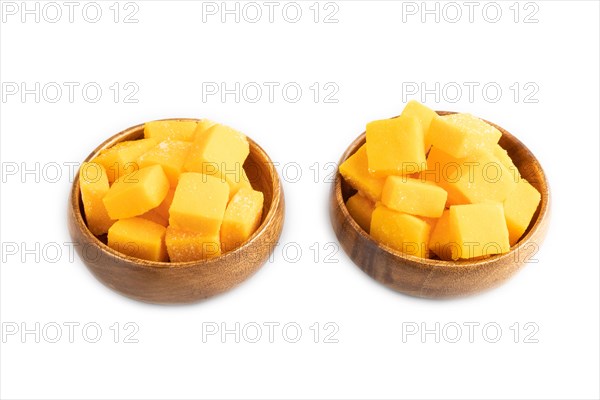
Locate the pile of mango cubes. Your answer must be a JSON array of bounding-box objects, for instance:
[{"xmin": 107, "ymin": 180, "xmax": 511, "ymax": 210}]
[
  {"xmin": 340, "ymin": 101, "xmax": 541, "ymax": 260},
  {"xmin": 79, "ymin": 120, "xmax": 264, "ymax": 262}
]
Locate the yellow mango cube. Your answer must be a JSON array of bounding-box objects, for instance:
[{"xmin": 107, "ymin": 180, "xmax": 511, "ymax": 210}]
[
  {"xmin": 366, "ymin": 115, "xmax": 427, "ymax": 176},
  {"xmin": 137, "ymin": 140, "xmax": 192, "ymax": 187},
  {"xmin": 152, "ymin": 188, "xmax": 175, "ymax": 221},
  {"xmin": 428, "ymin": 113, "xmax": 502, "ymax": 158},
  {"xmin": 107, "ymin": 217, "xmax": 168, "ymax": 262},
  {"xmin": 428, "ymin": 210, "xmax": 458, "ymax": 261},
  {"xmin": 449, "ymin": 203, "xmax": 510, "ymax": 259},
  {"xmin": 220, "ymin": 188, "xmax": 264, "ymax": 253},
  {"xmin": 401, "ymin": 100, "xmax": 437, "ymax": 152},
  {"xmin": 370, "ymin": 205, "xmax": 430, "ymax": 258},
  {"xmin": 93, "ymin": 138, "xmax": 159, "ymax": 183},
  {"xmin": 184, "ymin": 124, "xmax": 249, "ymax": 190},
  {"xmin": 339, "ymin": 144, "xmax": 386, "ymax": 202},
  {"xmin": 79, "ymin": 162, "xmax": 114, "ymax": 235},
  {"xmin": 227, "ymin": 167, "xmax": 253, "ymax": 199},
  {"xmin": 503, "ymin": 179, "xmax": 541, "ymax": 245},
  {"xmin": 345, "ymin": 192, "xmax": 375, "ymax": 233},
  {"xmin": 493, "ymin": 144, "xmax": 521, "ymax": 183},
  {"xmin": 139, "ymin": 211, "xmax": 168, "ymax": 227},
  {"xmin": 192, "ymin": 119, "xmax": 218, "ymax": 141},
  {"xmin": 169, "ymin": 172, "xmax": 230, "ymax": 235},
  {"xmin": 381, "ymin": 176, "xmax": 447, "ymax": 218},
  {"xmin": 165, "ymin": 226, "xmax": 221, "ymax": 262},
  {"xmin": 144, "ymin": 120, "xmax": 198, "ymax": 142},
  {"xmin": 103, "ymin": 165, "xmax": 170, "ymax": 220},
  {"xmin": 421, "ymin": 146, "xmax": 517, "ymax": 205}
]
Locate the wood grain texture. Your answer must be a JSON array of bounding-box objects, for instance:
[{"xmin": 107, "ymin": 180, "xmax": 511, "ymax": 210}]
[
  {"xmin": 330, "ymin": 111, "xmax": 550, "ymax": 298},
  {"xmin": 68, "ymin": 119, "xmax": 285, "ymax": 304}
]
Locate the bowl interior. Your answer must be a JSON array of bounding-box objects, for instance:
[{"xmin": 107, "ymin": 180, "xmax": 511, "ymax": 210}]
[
  {"xmin": 75, "ymin": 119, "xmax": 279, "ymax": 264},
  {"xmin": 338, "ymin": 111, "xmax": 549, "ymax": 264}
]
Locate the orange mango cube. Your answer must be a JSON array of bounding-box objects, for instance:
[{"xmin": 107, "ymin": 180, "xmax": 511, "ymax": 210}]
[
  {"xmin": 345, "ymin": 192, "xmax": 375, "ymax": 233},
  {"xmin": 220, "ymin": 188, "xmax": 264, "ymax": 253},
  {"xmin": 449, "ymin": 203, "xmax": 510, "ymax": 259},
  {"xmin": 93, "ymin": 138, "xmax": 159, "ymax": 183},
  {"xmin": 339, "ymin": 144, "xmax": 385, "ymax": 202},
  {"xmin": 493, "ymin": 144, "xmax": 521, "ymax": 183},
  {"xmin": 428, "ymin": 210, "xmax": 457, "ymax": 261},
  {"xmin": 227, "ymin": 167, "xmax": 253, "ymax": 199},
  {"xmin": 370, "ymin": 205, "xmax": 430, "ymax": 258},
  {"xmin": 137, "ymin": 140, "xmax": 192, "ymax": 187},
  {"xmin": 184, "ymin": 124, "xmax": 249, "ymax": 192},
  {"xmin": 139, "ymin": 188, "xmax": 175, "ymax": 227},
  {"xmin": 144, "ymin": 120, "xmax": 198, "ymax": 142},
  {"xmin": 107, "ymin": 217, "xmax": 168, "ymax": 262},
  {"xmin": 381, "ymin": 176, "xmax": 447, "ymax": 218},
  {"xmin": 428, "ymin": 113, "xmax": 502, "ymax": 159},
  {"xmin": 79, "ymin": 162, "xmax": 114, "ymax": 235},
  {"xmin": 165, "ymin": 226, "xmax": 221, "ymax": 262},
  {"xmin": 103, "ymin": 165, "xmax": 170, "ymax": 220},
  {"xmin": 503, "ymin": 179, "xmax": 541, "ymax": 245},
  {"xmin": 421, "ymin": 146, "xmax": 517, "ymax": 206},
  {"xmin": 401, "ymin": 100, "xmax": 437, "ymax": 152},
  {"xmin": 192, "ymin": 119, "xmax": 218, "ymax": 141},
  {"xmin": 168, "ymin": 172, "xmax": 229, "ymax": 235},
  {"xmin": 366, "ymin": 115, "xmax": 427, "ymax": 177}
]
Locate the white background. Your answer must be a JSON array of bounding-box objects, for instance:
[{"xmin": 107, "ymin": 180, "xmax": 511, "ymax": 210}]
[{"xmin": 1, "ymin": 1, "xmax": 599, "ymax": 399}]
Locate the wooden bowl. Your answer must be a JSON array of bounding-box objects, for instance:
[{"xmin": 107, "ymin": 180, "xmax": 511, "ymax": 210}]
[
  {"xmin": 68, "ymin": 120, "xmax": 285, "ymax": 304},
  {"xmin": 330, "ymin": 112, "xmax": 550, "ymax": 298}
]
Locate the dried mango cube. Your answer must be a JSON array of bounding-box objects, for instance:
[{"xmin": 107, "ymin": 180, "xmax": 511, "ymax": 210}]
[
  {"xmin": 220, "ymin": 188, "xmax": 264, "ymax": 253},
  {"xmin": 140, "ymin": 211, "xmax": 168, "ymax": 227},
  {"xmin": 79, "ymin": 162, "xmax": 114, "ymax": 235},
  {"xmin": 139, "ymin": 188, "xmax": 175, "ymax": 227},
  {"xmin": 184, "ymin": 124, "xmax": 250, "ymax": 193},
  {"xmin": 93, "ymin": 138, "xmax": 159, "ymax": 183},
  {"xmin": 345, "ymin": 192, "xmax": 375, "ymax": 233},
  {"xmin": 428, "ymin": 210, "xmax": 458, "ymax": 261},
  {"xmin": 165, "ymin": 226, "xmax": 221, "ymax": 262},
  {"xmin": 144, "ymin": 120, "xmax": 198, "ymax": 142},
  {"xmin": 421, "ymin": 146, "xmax": 517, "ymax": 205},
  {"xmin": 103, "ymin": 165, "xmax": 170, "ymax": 220},
  {"xmin": 192, "ymin": 119, "xmax": 218, "ymax": 141},
  {"xmin": 381, "ymin": 176, "xmax": 447, "ymax": 218},
  {"xmin": 227, "ymin": 167, "xmax": 253, "ymax": 199},
  {"xmin": 503, "ymin": 179, "xmax": 541, "ymax": 245},
  {"xmin": 339, "ymin": 144, "xmax": 385, "ymax": 202},
  {"xmin": 169, "ymin": 172, "xmax": 229, "ymax": 235},
  {"xmin": 370, "ymin": 205, "xmax": 430, "ymax": 258},
  {"xmin": 137, "ymin": 140, "xmax": 192, "ymax": 187},
  {"xmin": 400, "ymin": 100, "xmax": 437, "ymax": 152},
  {"xmin": 366, "ymin": 115, "xmax": 427, "ymax": 177},
  {"xmin": 493, "ymin": 144, "xmax": 521, "ymax": 183},
  {"xmin": 449, "ymin": 203, "xmax": 510, "ymax": 259},
  {"xmin": 428, "ymin": 113, "xmax": 502, "ymax": 158},
  {"xmin": 107, "ymin": 217, "xmax": 168, "ymax": 262}
]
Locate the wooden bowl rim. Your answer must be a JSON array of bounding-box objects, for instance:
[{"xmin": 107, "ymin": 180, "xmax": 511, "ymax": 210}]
[
  {"xmin": 70, "ymin": 118, "xmax": 283, "ymax": 269},
  {"xmin": 333, "ymin": 111, "xmax": 550, "ymax": 270}
]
